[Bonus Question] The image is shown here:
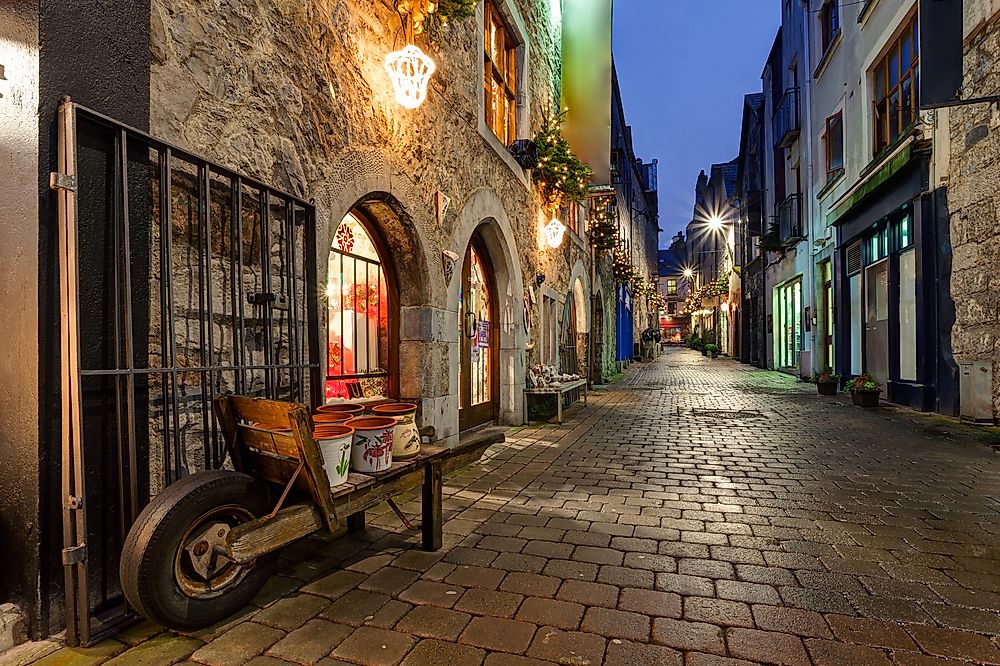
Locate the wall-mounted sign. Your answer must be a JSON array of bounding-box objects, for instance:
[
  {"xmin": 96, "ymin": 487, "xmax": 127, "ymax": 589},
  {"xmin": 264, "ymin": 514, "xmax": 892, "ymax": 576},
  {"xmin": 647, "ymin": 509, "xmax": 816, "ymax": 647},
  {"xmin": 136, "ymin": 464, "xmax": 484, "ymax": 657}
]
[{"xmin": 477, "ymin": 320, "xmax": 490, "ymax": 348}]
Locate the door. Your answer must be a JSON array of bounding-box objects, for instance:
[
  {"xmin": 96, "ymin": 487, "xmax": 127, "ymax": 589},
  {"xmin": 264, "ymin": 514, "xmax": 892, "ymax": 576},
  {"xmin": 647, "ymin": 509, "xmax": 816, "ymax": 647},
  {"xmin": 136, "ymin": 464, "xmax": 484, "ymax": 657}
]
[
  {"xmin": 865, "ymin": 259, "xmax": 889, "ymax": 385},
  {"xmin": 459, "ymin": 235, "xmax": 498, "ymax": 430},
  {"xmin": 820, "ymin": 262, "xmax": 834, "ymax": 372}
]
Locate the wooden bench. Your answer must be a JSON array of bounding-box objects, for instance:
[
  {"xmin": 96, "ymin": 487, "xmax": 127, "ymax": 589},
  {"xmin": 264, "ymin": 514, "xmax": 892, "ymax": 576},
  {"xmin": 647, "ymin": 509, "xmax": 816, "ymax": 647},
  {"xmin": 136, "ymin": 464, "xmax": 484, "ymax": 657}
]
[
  {"xmin": 523, "ymin": 378, "xmax": 588, "ymax": 424},
  {"xmin": 213, "ymin": 395, "xmax": 503, "ymax": 562}
]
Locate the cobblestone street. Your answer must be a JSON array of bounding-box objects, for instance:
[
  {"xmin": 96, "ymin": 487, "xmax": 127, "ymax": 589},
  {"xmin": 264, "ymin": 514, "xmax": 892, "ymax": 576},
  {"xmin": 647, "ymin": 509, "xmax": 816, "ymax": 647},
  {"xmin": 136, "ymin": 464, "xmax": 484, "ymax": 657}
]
[{"xmin": 21, "ymin": 348, "xmax": 1000, "ymax": 666}]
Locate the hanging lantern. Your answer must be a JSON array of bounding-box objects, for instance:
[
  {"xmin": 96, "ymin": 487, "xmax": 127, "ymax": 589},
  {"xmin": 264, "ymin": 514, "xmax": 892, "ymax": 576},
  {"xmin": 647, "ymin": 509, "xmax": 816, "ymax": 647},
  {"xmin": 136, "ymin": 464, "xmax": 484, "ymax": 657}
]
[
  {"xmin": 544, "ymin": 217, "xmax": 567, "ymax": 248},
  {"xmin": 384, "ymin": 44, "xmax": 436, "ymax": 109}
]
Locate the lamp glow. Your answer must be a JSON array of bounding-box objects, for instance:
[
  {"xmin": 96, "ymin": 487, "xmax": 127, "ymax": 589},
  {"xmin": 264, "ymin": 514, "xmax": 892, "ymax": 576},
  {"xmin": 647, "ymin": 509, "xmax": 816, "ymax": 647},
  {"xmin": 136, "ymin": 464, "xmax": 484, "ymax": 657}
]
[
  {"xmin": 683, "ymin": 268, "xmax": 694, "ymax": 279},
  {"xmin": 544, "ymin": 217, "xmax": 567, "ymax": 248},
  {"xmin": 384, "ymin": 44, "xmax": 436, "ymax": 109},
  {"xmin": 708, "ymin": 216, "xmax": 725, "ymax": 232}
]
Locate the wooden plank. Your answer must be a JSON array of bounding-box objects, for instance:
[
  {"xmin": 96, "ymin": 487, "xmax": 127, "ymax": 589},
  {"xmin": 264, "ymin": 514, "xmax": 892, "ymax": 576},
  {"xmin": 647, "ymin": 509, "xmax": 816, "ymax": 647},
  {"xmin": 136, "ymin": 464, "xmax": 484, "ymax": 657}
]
[
  {"xmin": 226, "ymin": 394, "xmax": 307, "ymax": 428},
  {"xmin": 213, "ymin": 396, "xmax": 246, "ymax": 473},
  {"xmin": 422, "ymin": 460, "xmax": 443, "ymax": 551},
  {"xmin": 332, "ymin": 468, "xmax": 426, "ymax": 521},
  {"xmin": 289, "ymin": 408, "xmax": 339, "ymax": 532},
  {"xmin": 239, "ymin": 425, "xmax": 300, "ymax": 459},
  {"xmin": 244, "ymin": 451, "xmax": 312, "ymax": 491},
  {"xmin": 225, "ymin": 503, "xmax": 322, "ymax": 563}
]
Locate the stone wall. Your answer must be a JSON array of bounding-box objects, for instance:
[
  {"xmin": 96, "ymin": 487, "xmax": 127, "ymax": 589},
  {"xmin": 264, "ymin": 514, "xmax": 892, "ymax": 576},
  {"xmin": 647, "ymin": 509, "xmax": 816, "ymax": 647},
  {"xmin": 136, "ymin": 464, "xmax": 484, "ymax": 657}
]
[
  {"xmin": 149, "ymin": 0, "xmax": 591, "ymax": 439},
  {"xmin": 949, "ymin": 10, "xmax": 1000, "ymax": 419}
]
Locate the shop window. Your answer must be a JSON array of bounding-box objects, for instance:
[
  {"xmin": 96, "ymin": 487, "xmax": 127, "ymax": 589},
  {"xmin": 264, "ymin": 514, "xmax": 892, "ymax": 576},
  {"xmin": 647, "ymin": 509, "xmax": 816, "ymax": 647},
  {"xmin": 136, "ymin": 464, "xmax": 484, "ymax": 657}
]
[
  {"xmin": 895, "ymin": 213, "xmax": 913, "ymax": 250},
  {"xmin": 666, "ymin": 279, "xmax": 677, "ymax": 296},
  {"xmin": 326, "ymin": 212, "xmax": 395, "ymax": 400},
  {"xmin": 867, "ymin": 227, "xmax": 888, "ymax": 264},
  {"xmin": 824, "ymin": 112, "xmax": 844, "ymax": 182},
  {"xmin": 899, "ymin": 248, "xmax": 917, "ymax": 381},
  {"xmin": 873, "ymin": 15, "xmax": 919, "ymax": 155},
  {"xmin": 484, "ymin": 0, "xmax": 518, "ymax": 146},
  {"xmin": 775, "ymin": 279, "xmax": 802, "ymax": 369},
  {"xmin": 819, "ymin": 0, "xmax": 841, "ymax": 55}
]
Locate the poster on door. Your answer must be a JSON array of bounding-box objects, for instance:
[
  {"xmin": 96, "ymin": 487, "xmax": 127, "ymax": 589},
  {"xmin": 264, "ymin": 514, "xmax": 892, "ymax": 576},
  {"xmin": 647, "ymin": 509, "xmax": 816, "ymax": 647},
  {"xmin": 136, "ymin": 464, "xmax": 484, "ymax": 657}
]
[{"xmin": 477, "ymin": 320, "xmax": 490, "ymax": 348}]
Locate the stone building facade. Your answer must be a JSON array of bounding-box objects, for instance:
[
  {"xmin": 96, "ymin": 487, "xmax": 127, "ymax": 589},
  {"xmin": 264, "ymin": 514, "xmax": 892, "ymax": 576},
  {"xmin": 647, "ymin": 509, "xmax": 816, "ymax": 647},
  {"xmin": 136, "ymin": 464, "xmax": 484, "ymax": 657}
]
[
  {"xmin": 0, "ymin": 0, "xmax": 644, "ymax": 643},
  {"xmin": 949, "ymin": 3, "xmax": 1000, "ymax": 420}
]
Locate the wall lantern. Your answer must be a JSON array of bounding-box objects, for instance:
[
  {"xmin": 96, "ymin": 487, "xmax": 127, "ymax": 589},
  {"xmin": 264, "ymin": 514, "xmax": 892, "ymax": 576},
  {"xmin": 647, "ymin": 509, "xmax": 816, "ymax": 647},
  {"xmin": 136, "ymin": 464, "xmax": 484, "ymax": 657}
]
[
  {"xmin": 544, "ymin": 217, "xmax": 567, "ymax": 248},
  {"xmin": 385, "ymin": 44, "xmax": 436, "ymax": 109}
]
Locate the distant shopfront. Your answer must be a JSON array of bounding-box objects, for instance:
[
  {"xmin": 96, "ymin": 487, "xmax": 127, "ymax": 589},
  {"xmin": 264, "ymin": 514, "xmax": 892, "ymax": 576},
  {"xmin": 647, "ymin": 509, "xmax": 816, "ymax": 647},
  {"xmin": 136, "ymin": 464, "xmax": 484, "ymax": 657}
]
[
  {"xmin": 773, "ymin": 277, "xmax": 802, "ymax": 372},
  {"xmin": 831, "ymin": 147, "xmax": 957, "ymax": 415}
]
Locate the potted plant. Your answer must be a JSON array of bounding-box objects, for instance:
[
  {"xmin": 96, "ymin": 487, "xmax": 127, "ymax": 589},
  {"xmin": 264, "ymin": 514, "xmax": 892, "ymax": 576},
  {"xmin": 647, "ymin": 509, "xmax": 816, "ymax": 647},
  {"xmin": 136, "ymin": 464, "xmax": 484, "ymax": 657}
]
[
  {"xmin": 815, "ymin": 371, "xmax": 839, "ymax": 396},
  {"xmin": 704, "ymin": 343, "xmax": 719, "ymax": 359},
  {"xmin": 844, "ymin": 372, "xmax": 881, "ymax": 407},
  {"xmin": 689, "ymin": 334, "xmax": 701, "ymax": 350}
]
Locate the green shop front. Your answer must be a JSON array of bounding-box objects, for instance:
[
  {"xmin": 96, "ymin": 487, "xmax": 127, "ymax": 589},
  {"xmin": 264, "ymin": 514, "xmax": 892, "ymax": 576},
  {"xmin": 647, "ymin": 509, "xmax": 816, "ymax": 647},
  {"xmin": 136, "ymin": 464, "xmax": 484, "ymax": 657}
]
[{"xmin": 829, "ymin": 143, "xmax": 957, "ymax": 414}]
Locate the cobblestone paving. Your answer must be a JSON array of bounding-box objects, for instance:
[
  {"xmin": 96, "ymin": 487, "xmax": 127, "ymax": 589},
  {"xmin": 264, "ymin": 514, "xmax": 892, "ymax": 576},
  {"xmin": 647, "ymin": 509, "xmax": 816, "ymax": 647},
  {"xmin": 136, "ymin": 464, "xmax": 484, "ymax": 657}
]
[{"xmin": 19, "ymin": 349, "xmax": 1000, "ymax": 665}]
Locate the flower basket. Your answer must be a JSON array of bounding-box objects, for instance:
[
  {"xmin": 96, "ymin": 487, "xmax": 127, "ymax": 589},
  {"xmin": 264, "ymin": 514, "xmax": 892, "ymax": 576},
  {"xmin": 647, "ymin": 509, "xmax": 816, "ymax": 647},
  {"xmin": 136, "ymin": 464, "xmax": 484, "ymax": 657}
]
[
  {"xmin": 850, "ymin": 390, "xmax": 880, "ymax": 408},
  {"xmin": 816, "ymin": 380, "xmax": 838, "ymax": 396}
]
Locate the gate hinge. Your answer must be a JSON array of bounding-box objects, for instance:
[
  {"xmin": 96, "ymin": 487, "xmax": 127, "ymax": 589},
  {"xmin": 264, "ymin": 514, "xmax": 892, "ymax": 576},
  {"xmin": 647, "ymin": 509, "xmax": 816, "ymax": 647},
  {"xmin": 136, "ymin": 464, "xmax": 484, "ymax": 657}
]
[
  {"xmin": 62, "ymin": 544, "xmax": 87, "ymax": 565},
  {"xmin": 49, "ymin": 172, "xmax": 77, "ymax": 192},
  {"xmin": 66, "ymin": 495, "xmax": 83, "ymax": 510}
]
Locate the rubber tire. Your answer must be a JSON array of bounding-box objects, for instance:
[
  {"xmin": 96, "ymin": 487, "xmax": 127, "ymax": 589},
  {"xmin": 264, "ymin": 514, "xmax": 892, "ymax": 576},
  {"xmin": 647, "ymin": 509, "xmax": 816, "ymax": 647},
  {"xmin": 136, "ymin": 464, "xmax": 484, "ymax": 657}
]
[{"xmin": 120, "ymin": 470, "xmax": 278, "ymax": 630}]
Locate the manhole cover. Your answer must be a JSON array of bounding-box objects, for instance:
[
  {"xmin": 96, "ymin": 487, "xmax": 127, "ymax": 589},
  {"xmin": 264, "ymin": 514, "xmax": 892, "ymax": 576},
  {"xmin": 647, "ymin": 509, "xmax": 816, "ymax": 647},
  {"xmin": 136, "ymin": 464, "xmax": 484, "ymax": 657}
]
[{"xmin": 688, "ymin": 408, "xmax": 765, "ymax": 420}]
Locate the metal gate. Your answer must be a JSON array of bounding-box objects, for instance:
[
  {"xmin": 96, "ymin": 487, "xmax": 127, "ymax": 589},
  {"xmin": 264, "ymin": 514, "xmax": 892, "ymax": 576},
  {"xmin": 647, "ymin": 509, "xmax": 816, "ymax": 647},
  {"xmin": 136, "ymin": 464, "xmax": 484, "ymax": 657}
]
[{"xmin": 55, "ymin": 99, "xmax": 321, "ymax": 645}]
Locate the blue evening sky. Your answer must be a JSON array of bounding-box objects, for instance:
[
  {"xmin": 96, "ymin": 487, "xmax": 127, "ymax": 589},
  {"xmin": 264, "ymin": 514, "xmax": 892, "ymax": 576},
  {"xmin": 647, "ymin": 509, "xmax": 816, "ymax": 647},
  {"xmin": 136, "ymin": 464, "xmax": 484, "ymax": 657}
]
[{"xmin": 612, "ymin": 1, "xmax": 780, "ymax": 247}]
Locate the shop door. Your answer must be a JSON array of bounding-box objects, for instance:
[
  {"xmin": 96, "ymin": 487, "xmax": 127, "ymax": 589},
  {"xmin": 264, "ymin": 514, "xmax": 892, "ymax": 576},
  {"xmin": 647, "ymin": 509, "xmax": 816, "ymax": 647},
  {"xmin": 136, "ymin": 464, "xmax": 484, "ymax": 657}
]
[
  {"xmin": 865, "ymin": 260, "xmax": 889, "ymax": 385},
  {"xmin": 459, "ymin": 236, "xmax": 498, "ymax": 430}
]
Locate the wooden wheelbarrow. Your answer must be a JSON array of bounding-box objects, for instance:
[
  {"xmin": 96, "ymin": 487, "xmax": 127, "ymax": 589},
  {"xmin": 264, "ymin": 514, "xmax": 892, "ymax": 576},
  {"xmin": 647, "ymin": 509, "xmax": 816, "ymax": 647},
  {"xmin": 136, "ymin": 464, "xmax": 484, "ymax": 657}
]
[{"xmin": 120, "ymin": 394, "xmax": 502, "ymax": 630}]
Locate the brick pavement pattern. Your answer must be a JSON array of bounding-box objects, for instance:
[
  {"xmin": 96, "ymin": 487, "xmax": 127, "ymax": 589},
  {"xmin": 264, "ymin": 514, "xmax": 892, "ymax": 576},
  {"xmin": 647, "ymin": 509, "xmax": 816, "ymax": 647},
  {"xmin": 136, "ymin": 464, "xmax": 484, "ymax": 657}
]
[{"xmin": 23, "ymin": 349, "xmax": 1000, "ymax": 665}]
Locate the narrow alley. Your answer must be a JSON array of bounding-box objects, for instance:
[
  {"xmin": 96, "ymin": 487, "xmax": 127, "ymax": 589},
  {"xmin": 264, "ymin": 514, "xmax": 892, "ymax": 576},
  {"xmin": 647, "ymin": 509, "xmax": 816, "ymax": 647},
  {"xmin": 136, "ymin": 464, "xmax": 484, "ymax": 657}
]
[{"xmin": 19, "ymin": 348, "xmax": 1000, "ymax": 666}]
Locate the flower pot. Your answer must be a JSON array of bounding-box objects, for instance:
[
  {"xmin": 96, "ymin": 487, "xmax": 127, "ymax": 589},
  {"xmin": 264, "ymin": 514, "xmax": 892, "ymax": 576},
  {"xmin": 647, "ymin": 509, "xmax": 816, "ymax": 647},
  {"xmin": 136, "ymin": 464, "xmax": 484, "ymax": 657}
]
[
  {"xmin": 313, "ymin": 412, "xmax": 351, "ymax": 425},
  {"xmin": 313, "ymin": 424, "xmax": 354, "ymax": 487},
  {"xmin": 316, "ymin": 403, "xmax": 365, "ymax": 417},
  {"xmin": 343, "ymin": 416, "xmax": 396, "ymax": 473},
  {"xmin": 701, "ymin": 349, "xmax": 707, "ymax": 356},
  {"xmin": 710, "ymin": 351, "xmax": 719, "ymax": 359},
  {"xmin": 851, "ymin": 390, "xmax": 880, "ymax": 408},
  {"xmin": 371, "ymin": 403, "xmax": 421, "ymax": 460},
  {"xmin": 817, "ymin": 381, "xmax": 838, "ymax": 396}
]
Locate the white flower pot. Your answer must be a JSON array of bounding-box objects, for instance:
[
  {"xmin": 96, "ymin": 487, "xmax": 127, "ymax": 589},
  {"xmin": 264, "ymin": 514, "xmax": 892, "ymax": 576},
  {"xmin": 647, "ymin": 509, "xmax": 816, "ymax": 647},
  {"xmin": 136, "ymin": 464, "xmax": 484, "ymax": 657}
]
[
  {"xmin": 343, "ymin": 416, "xmax": 396, "ymax": 473},
  {"xmin": 313, "ymin": 425, "xmax": 354, "ymax": 487}
]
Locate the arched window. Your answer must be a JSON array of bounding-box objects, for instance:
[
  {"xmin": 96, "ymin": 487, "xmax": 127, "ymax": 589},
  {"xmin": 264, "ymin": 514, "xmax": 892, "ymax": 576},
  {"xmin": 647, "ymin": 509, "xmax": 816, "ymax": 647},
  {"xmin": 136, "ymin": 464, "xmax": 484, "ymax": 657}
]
[{"xmin": 326, "ymin": 211, "xmax": 397, "ymax": 401}]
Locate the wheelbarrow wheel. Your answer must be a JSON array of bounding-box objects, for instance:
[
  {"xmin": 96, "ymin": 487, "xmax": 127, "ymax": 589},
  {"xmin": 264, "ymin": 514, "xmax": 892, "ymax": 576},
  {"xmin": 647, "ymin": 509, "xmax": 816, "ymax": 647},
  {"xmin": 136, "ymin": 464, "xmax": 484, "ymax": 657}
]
[{"xmin": 120, "ymin": 470, "xmax": 278, "ymax": 630}]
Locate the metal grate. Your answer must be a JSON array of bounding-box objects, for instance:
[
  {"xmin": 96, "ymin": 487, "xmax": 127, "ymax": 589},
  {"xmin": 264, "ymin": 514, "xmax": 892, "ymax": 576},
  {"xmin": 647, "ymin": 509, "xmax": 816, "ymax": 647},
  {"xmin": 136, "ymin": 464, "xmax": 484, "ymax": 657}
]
[
  {"xmin": 846, "ymin": 241, "xmax": 863, "ymax": 275},
  {"xmin": 56, "ymin": 99, "xmax": 320, "ymax": 646}
]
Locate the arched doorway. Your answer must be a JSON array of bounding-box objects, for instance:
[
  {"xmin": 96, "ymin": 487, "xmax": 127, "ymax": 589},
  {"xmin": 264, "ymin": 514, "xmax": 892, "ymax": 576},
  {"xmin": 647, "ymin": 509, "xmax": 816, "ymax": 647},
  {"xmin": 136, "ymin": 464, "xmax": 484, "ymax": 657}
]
[
  {"xmin": 458, "ymin": 232, "xmax": 499, "ymax": 430},
  {"xmin": 325, "ymin": 210, "xmax": 398, "ymax": 402}
]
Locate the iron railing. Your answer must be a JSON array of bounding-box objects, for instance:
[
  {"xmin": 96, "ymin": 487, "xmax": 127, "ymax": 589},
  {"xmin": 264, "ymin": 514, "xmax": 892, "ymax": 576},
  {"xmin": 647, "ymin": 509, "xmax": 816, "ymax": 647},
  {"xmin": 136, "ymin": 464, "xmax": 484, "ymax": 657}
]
[
  {"xmin": 773, "ymin": 87, "xmax": 801, "ymax": 148},
  {"xmin": 777, "ymin": 193, "xmax": 804, "ymax": 244},
  {"xmin": 57, "ymin": 99, "xmax": 321, "ymax": 646}
]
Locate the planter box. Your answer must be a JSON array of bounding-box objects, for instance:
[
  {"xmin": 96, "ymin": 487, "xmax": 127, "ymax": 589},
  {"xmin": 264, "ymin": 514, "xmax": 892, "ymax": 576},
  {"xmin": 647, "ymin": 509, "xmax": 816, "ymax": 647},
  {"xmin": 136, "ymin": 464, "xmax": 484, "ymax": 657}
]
[
  {"xmin": 851, "ymin": 390, "xmax": 880, "ymax": 408},
  {"xmin": 817, "ymin": 381, "xmax": 838, "ymax": 396}
]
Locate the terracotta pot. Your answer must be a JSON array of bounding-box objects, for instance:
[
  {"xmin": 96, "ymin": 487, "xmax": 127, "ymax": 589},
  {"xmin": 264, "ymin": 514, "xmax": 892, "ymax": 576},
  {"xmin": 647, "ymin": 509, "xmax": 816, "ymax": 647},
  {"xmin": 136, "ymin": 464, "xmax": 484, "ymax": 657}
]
[
  {"xmin": 313, "ymin": 412, "xmax": 351, "ymax": 424},
  {"xmin": 851, "ymin": 390, "xmax": 880, "ymax": 408},
  {"xmin": 313, "ymin": 424, "xmax": 354, "ymax": 487},
  {"xmin": 343, "ymin": 416, "xmax": 396, "ymax": 473},
  {"xmin": 315, "ymin": 403, "xmax": 365, "ymax": 416},
  {"xmin": 817, "ymin": 381, "xmax": 838, "ymax": 396},
  {"xmin": 371, "ymin": 403, "xmax": 421, "ymax": 460}
]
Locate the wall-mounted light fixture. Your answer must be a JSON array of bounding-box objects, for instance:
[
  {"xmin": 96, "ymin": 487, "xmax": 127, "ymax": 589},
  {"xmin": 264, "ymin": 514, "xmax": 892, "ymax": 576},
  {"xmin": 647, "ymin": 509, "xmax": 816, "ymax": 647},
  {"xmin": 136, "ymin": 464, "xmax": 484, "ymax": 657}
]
[
  {"xmin": 535, "ymin": 273, "xmax": 546, "ymax": 286},
  {"xmin": 544, "ymin": 217, "xmax": 567, "ymax": 248},
  {"xmin": 385, "ymin": 44, "xmax": 436, "ymax": 109}
]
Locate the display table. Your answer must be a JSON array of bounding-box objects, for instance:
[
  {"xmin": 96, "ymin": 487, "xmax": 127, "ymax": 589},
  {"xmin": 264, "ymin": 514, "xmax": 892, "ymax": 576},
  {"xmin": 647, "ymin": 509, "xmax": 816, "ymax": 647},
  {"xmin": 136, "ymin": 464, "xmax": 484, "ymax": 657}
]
[{"xmin": 523, "ymin": 378, "xmax": 588, "ymax": 424}]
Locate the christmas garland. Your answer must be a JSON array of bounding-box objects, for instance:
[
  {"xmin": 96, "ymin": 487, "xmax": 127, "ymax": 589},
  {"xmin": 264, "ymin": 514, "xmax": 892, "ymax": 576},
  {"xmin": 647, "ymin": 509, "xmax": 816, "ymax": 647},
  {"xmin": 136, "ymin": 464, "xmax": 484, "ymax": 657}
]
[
  {"xmin": 534, "ymin": 111, "xmax": 593, "ymax": 208},
  {"xmin": 587, "ymin": 197, "xmax": 618, "ymax": 253}
]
